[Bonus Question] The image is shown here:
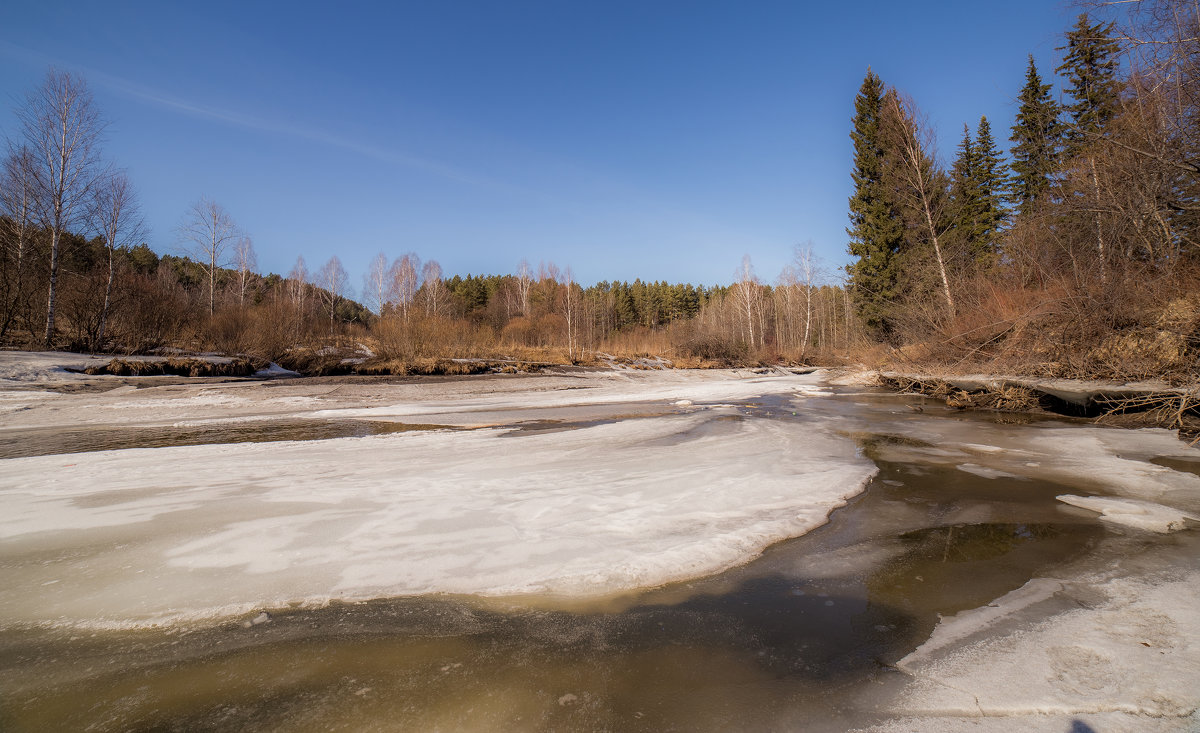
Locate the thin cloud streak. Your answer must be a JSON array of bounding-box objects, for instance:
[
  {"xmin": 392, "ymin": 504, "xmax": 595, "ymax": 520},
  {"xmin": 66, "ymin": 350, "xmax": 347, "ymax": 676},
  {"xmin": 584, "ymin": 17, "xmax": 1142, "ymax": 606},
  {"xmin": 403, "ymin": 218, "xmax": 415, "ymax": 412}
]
[
  {"xmin": 0, "ymin": 40, "xmax": 770, "ymax": 264},
  {"xmin": 94, "ymin": 73, "xmax": 502, "ymax": 190},
  {"xmin": 0, "ymin": 40, "xmax": 501, "ymax": 190}
]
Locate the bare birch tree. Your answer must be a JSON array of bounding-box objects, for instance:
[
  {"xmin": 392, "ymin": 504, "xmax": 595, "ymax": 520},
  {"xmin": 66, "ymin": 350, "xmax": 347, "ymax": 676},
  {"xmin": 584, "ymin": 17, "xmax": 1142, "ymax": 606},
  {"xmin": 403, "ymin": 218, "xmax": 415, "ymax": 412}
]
[
  {"xmin": 16, "ymin": 69, "xmax": 106, "ymax": 346},
  {"xmin": 563, "ymin": 266, "xmax": 579, "ymax": 361},
  {"xmin": 363, "ymin": 252, "xmax": 388, "ymax": 314},
  {"xmin": 516, "ymin": 259, "xmax": 533, "ymax": 315},
  {"xmin": 775, "ymin": 265, "xmax": 799, "ymax": 350},
  {"xmin": 387, "ymin": 252, "xmax": 420, "ymax": 320},
  {"xmin": 885, "ymin": 93, "xmax": 957, "ymax": 319},
  {"xmin": 288, "ymin": 256, "xmax": 308, "ymax": 308},
  {"xmin": 794, "ymin": 242, "xmax": 824, "ymax": 355},
  {"xmin": 421, "ymin": 259, "xmax": 445, "ymax": 318},
  {"xmin": 179, "ymin": 197, "xmax": 240, "ymax": 316},
  {"xmin": 234, "ymin": 236, "xmax": 256, "ymax": 307},
  {"xmin": 88, "ymin": 169, "xmax": 145, "ymax": 347},
  {"xmin": 316, "ymin": 255, "xmax": 348, "ymax": 333},
  {"xmin": 733, "ymin": 255, "xmax": 761, "ymax": 349}
]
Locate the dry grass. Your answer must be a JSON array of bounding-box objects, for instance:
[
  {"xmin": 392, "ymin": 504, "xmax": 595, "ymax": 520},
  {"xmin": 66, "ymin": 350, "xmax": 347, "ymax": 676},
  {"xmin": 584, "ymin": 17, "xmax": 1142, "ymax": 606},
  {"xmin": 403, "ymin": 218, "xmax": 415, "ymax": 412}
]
[
  {"xmin": 356, "ymin": 358, "xmax": 517, "ymax": 376},
  {"xmin": 83, "ymin": 357, "xmax": 264, "ymax": 378},
  {"xmin": 883, "ymin": 267, "xmax": 1200, "ymax": 385}
]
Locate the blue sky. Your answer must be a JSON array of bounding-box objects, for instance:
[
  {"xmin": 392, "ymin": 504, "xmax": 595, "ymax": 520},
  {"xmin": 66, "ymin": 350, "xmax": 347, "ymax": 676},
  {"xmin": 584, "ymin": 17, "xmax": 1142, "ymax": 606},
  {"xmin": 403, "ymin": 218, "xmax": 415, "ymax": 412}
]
[{"xmin": 1, "ymin": 1, "xmax": 1075, "ymax": 294}]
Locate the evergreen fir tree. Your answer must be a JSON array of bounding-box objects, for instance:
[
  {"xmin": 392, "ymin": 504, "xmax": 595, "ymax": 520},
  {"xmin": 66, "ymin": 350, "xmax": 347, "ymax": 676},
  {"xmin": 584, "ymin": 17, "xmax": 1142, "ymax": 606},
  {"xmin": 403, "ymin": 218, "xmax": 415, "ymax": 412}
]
[
  {"xmin": 846, "ymin": 69, "xmax": 904, "ymax": 338},
  {"xmin": 949, "ymin": 116, "xmax": 1008, "ymax": 266},
  {"xmin": 1057, "ymin": 13, "xmax": 1122, "ymax": 159},
  {"xmin": 1009, "ymin": 56, "xmax": 1063, "ymax": 218},
  {"xmin": 950, "ymin": 124, "xmax": 981, "ymax": 244},
  {"xmin": 972, "ymin": 116, "xmax": 1008, "ymax": 261}
]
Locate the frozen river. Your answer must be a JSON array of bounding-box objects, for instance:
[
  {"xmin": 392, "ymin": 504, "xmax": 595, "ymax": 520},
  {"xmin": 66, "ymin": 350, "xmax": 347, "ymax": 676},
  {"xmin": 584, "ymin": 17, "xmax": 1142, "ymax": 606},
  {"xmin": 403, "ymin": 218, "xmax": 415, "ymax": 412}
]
[{"xmin": 0, "ymin": 354, "xmax": 1197, "ymax": 731}]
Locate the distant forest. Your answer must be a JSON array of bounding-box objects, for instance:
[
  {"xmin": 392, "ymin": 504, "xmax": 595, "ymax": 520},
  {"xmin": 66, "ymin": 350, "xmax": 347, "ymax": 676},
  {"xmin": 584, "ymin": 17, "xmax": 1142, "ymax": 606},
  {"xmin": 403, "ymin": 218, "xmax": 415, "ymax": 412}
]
[{"xmin": 1, "ymin": 1, "xmax": 1196, "ymax": 380}]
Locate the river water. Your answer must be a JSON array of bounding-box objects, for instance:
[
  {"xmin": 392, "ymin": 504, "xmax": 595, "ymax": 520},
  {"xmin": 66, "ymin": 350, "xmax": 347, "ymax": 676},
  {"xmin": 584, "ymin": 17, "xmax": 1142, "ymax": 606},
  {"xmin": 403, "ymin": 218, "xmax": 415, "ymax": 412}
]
[{"xmin": 0, "ymin": 381, "xmax": 1196, "ymax": 731}]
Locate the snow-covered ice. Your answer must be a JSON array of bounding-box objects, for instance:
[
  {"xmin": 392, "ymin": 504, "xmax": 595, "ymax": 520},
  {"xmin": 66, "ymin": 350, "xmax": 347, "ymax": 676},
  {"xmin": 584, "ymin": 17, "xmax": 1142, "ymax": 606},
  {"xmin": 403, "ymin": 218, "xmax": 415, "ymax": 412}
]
[
  {"xmin": 0, "ymin": 350, "xmax": 110, "ymax": 384},
  {"xmin": 0, "ymin": 365, "xmax": 876, "ymax": 628},
  {"xmin": 882, "ymin": 562, "xmax": 1200, "ymax": 728}
]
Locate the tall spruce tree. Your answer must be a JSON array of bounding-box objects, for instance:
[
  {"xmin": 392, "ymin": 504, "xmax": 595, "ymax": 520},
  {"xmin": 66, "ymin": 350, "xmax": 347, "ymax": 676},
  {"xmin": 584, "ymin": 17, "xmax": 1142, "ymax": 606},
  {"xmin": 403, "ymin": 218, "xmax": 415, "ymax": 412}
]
[
  {"xmin": 972, "ymin": 116, "xmax": 1008, "ymax": 260},
  {"xmin": 950, "ymin": 124, "xmax": 981, "ymax": 247},
  {"xmin": 1008, "ymin": 56, "xmax": 1063, "ymax": 218},
  {"xmin": 1057, "ymin": 14, "xmax": 1122, "ymax": 159},
  {"xmin": 950, "ymin": 117, "xmax": 1008, "ymax": 265},
  {"xmin": 846, "ymin": 69, "xmax": 904, "ymax": 337},
  {"xmin": 1057, "ymin": 14, "xmax": 1123, "ymax": 279}
]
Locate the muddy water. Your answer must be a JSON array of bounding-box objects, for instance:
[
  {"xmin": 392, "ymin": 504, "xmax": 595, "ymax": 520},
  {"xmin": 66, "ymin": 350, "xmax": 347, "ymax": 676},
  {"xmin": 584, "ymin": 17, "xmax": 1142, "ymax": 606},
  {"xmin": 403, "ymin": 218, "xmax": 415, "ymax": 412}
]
[{"xmin": 0, "ymin": 387, "xmax": 1188, "ymax": 732}]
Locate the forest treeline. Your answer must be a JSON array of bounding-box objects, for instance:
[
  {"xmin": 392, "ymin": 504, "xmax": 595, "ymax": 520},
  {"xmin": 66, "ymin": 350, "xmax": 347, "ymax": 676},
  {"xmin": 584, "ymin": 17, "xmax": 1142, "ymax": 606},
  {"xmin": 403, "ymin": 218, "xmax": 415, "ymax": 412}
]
[
  {"xmin": 1, "ymin": 0, "xmax": 1196, "ymax": 378},
  {"xmin": 0, "ymin": 219, "xmax": 859, "ymax": 368},
  {"xmin": 0, "ymin": 65, "xmax": 860, "ymax": 368}
]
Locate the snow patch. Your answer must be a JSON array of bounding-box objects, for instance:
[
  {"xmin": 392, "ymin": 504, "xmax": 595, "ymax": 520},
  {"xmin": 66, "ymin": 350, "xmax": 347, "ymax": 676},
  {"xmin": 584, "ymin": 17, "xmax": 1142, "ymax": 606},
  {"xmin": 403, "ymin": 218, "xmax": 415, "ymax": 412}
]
[{"xmin": 254, "ymin": 362, "xmax": 300, "ymax": 378}]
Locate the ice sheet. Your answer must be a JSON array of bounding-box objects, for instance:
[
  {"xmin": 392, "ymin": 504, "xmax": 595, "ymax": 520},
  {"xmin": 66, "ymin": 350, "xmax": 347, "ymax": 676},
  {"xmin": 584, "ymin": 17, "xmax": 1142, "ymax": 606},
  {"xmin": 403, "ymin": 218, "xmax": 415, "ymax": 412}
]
[
  {"xmin": 889, "ymin": 567, "xmax": 1200, "ymax": 723},
  {"xmin": 305, "ymin": 371, "xmax": 824, "ymax": 422},
  {"xmin": 0, "ymin": 360, "xmax": 831, "ymax": 432},
  {"xmin": 0, "ymin": 383, "xmax": 875, "ymax": 628}
]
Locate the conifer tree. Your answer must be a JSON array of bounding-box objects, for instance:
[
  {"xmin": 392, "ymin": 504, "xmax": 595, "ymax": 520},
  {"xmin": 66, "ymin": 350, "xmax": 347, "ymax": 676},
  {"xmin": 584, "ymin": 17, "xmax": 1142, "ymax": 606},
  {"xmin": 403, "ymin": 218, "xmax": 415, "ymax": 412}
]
[
  {"xmin": 950, "ymin": 124, "xmax": 981, "ymax": 244},
  {"xmin": 950, "ymin": 117, "xmax": 1007, "ymax": 266},
  {"xmin": 1057, "ymin": 13, "xmax": 1122, "ymax": 159},
  {"xmin": 971, "ymin": 116, "xmax": 1008, "ymax": 261},
  {"xmin": 846, "ymin": 69, "xmax": 904, "ymax": 337},
  {"xmin": 1008, "ymin": 56, "xmax": 1063, "ymax": 218},
  {"xmin": 1058, "ymin": 15, "xmax": 1123, "ymax": 279}
]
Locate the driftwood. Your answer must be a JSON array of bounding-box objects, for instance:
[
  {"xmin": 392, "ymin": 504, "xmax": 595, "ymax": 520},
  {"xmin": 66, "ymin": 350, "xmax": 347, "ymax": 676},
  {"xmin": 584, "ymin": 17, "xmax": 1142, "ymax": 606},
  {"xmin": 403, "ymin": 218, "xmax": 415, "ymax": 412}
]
[
  {"xmin": 878, "ymin": 373, "xmax": 1200, "ymax": 435},
  {"xmin": 880, "ymin": 375, "xmax": 1039, "ymax": 413},
  {"xmin": 1094, "ymin": 390, "xmax": 1200, "ymax": 430}
]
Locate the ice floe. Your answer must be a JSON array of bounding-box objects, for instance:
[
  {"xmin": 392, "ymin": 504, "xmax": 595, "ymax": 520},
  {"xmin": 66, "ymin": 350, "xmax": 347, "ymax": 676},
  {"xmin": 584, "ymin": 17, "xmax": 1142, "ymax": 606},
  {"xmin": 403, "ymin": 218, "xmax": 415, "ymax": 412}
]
[
  {"xmin": 0, "ymin": 372, "xmax": 876, "ymax": 628},
  {"xmin": 1057, "ymin": 494, "xmax": 1198, "ymax": 533}
]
